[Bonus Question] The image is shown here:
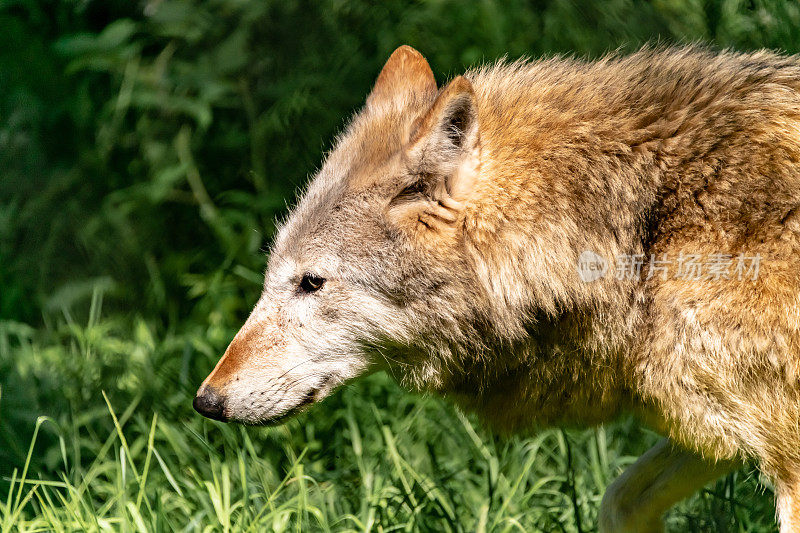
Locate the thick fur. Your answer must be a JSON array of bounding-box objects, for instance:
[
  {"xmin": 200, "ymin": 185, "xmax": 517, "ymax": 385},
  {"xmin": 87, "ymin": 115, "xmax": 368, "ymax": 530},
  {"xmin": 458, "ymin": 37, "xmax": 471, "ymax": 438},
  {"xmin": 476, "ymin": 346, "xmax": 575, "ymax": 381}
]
[{"xmin": 197, "ymin": 45, "xmax": 800, "ymax": 530}]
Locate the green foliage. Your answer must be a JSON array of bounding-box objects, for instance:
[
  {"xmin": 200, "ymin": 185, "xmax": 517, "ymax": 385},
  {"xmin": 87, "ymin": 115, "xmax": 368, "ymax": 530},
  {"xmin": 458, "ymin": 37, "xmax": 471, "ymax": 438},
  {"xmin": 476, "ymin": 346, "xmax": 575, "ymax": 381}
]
[
  {"xmin": 0, "ymin": 331, "xmax": 779, "ymax": 531},
  {"xmin": 1, "ymin": 0, "xmax": 798, "ymax": 530}
]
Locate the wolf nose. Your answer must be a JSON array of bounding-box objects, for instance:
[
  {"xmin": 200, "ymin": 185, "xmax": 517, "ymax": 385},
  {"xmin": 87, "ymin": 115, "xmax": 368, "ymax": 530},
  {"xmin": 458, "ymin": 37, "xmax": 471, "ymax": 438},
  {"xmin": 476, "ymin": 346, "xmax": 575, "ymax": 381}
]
[{"xmin": 193, "ymin": 385, "xmax": 227, "ymax": 421}]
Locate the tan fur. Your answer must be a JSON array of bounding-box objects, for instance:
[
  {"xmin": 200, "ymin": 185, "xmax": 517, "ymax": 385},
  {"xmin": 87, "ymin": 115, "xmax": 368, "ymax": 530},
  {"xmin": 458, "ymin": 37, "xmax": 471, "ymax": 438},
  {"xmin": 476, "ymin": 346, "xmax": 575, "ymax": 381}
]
[
  {"xmin": 599, "ymin": 439, "xmax": 738, "ymax": 533},
  {"xmin": 196, "ymin": 45, "xmax": 800, "ymax": 530}
]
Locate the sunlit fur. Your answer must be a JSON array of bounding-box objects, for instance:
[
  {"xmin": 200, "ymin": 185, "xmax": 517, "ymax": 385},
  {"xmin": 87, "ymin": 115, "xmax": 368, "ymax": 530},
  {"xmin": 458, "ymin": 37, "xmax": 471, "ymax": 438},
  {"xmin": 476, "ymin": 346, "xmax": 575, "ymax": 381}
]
[{"xmin": 198, "ymin": 45, "xmax": 800, "ymax": 530}]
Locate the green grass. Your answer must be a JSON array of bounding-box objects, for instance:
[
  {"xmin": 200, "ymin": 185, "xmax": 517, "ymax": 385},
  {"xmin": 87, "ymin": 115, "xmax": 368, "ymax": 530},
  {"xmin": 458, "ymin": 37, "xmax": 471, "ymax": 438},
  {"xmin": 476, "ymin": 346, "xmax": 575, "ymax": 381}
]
[{"xmin": 0, "ymin": 293, "xmax": 780, "ymax": 532}]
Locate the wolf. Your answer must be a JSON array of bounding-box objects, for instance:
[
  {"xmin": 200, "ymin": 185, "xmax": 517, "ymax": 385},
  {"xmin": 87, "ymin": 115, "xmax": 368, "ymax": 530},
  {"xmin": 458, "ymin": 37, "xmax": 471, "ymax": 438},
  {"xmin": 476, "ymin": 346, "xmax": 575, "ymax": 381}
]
[{"xmin": 194, "ymin": 45, "xmax": 800, "ymax": 531}]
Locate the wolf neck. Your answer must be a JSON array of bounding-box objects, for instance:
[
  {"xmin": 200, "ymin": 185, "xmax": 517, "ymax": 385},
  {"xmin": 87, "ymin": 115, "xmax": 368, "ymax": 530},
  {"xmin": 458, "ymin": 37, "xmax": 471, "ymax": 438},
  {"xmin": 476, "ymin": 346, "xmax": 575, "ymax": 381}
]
[
  {"xmin": 461, "ymin": 76, "xmax": 672, "ymax": 342},
  {"xmin": 458, "ymin": 49, "xmax": 762, "ymax": 336},
  {"xmin": 443, "ymin": 55, "xmax": 722, "ymax": 429}
]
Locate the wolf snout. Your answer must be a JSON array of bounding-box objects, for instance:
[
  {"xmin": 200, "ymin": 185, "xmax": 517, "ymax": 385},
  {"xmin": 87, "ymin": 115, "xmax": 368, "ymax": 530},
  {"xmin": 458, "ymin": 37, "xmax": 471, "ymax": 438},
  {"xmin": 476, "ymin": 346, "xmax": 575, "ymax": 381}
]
[{"xmin": 193, "ymin": 384, "xmax": 228, "ymax": 422}]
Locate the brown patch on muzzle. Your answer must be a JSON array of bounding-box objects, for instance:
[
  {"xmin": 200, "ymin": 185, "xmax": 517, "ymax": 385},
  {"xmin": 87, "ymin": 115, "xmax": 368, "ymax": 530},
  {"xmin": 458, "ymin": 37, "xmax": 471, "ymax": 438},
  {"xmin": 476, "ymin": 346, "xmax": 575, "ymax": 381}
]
[
  {"xmin": 202, "ymin": 324, "xmax": 261, "ymax": 388},
  {"xmin": 194, "ymin": 307, "xmax": 287, "ymax": 421}
]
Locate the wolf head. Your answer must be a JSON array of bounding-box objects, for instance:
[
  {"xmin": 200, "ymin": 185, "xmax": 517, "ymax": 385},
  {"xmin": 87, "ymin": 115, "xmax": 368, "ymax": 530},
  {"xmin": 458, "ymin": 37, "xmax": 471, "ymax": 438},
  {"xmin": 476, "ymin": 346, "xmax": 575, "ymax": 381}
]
[{"xmin": 194, "ymin": 46, "xmax": 487, "ymax": 424}]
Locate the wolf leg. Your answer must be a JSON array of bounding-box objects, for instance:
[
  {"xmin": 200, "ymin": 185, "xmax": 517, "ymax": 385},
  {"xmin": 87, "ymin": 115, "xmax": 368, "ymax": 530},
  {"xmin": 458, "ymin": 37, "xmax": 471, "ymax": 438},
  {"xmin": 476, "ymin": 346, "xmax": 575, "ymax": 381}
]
[
  {"xmin": 598, "ymin": 438, "xmax": 737, "ymax": 533},
  {"xmin": 777, "ymin": 476, "xmax": 800, "ymax": 533}
]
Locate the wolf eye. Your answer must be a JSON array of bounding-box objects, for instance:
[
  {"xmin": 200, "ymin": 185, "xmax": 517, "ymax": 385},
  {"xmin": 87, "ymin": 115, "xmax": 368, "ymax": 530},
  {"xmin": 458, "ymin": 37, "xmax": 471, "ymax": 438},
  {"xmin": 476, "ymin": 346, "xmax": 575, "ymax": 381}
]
[{"xmin": 299, "ymin": 273, "xmax": 325, "ymax": 293}]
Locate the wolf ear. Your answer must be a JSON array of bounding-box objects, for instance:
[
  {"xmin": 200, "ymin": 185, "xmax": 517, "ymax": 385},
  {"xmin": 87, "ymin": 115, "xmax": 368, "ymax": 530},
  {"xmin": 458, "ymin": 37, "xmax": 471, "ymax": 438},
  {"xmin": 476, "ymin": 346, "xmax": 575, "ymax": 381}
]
[
  {"xmin": 367, "ymin": 45, "xmax": 437, "ymax": 109},
  {"xmin": 388, "ymin": 76, "xmax": 480, "ymax": 238},
  {"xmin": 406, "ymin": 76, "xmax": 480, "ymax": 203}
]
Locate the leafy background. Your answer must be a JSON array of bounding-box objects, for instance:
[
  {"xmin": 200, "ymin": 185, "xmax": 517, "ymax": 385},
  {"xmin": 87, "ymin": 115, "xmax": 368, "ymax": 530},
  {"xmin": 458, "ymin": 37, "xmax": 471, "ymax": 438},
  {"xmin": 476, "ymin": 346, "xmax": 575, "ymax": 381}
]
[{"xmin": 1, "ymin": 0, "xmax": 798, "ymax": 530}]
